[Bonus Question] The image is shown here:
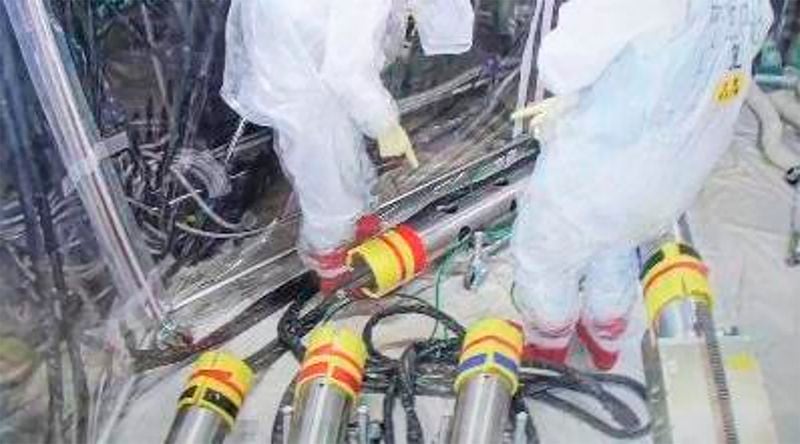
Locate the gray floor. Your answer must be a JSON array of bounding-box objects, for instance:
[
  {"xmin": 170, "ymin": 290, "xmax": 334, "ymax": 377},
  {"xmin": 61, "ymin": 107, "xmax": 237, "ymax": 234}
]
[{"xmin": 688, "ymin": 108, "xmax": 800, "ymax": 442}]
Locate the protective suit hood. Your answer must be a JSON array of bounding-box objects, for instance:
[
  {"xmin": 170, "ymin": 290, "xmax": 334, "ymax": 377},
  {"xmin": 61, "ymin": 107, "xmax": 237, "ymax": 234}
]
[{"xmin": 410, "ymin": 0, "xmax": 475, "ymax": 55}]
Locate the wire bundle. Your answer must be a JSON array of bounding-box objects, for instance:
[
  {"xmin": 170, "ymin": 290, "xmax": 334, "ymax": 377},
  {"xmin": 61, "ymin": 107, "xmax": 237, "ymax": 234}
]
[{"xmin": 260, "ymin": 293, "xmax": 651, "ymax": 444}]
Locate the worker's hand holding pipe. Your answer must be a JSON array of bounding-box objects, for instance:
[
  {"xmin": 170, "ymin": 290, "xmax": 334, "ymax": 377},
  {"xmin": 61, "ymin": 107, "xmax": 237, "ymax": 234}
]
[
  {"xmin": 511, "ymin": 94, "xmax": 578, "ymax": 141},
  {"xmin": 378, "ymin": 123, "xmax": 419, "ymax": 169}
]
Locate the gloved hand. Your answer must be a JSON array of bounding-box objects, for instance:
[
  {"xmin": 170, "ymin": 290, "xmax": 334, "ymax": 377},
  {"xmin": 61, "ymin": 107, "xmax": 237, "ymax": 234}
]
[
  {"xmin": 511, "ymin": 94, "xmax": 578, "ymax": 141},
  {"xmin": 378, "ymin": 123, "xmax": 419, "ymax": 169}
]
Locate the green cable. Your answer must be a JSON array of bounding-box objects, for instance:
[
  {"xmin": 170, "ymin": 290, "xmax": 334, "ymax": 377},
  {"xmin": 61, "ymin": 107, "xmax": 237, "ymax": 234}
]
[
  {"xmin": 430, "ymin": 222, "xmax": 512, "ymax": 338},
  {"xmin": 432, "ymin": 238, "xmax": 469, "ymax": 338}
]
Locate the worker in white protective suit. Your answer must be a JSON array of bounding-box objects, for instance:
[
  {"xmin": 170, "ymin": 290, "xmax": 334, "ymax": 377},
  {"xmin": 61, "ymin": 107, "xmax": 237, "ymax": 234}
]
[
  {"xmin": 511, "ymin": 0, "xmax": 773, "ymax": 370},
  {"xmin": 221, "ymin": 0, "xmax": 474, "ymax": 293}
]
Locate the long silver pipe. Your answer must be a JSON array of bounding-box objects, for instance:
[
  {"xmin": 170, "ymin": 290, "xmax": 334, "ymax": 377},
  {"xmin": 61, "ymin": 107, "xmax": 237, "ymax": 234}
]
[
  {"xmin": 171, "ymin": 141, "xmax": 535, "ymax": 315},
  {"xmin": 345, "ymin": 163, "xmax": 530, "ymax": 294}
]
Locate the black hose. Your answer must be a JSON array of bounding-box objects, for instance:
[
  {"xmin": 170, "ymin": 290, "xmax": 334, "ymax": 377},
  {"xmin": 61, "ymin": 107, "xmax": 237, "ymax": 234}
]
[
  {"xmin": 241, "ymin": 288, "xmax": 650, "ymax": 443},
  {"xmin": 132, "ymin": 272, "xmax": 315, "ymax": 371},
  {"xmin": 360, "ymin": 301, "xmax": 464, "ymax": 444},
  {"xmin": 359, "ymin": 301, "xmax": 650, "ymax": 443}
]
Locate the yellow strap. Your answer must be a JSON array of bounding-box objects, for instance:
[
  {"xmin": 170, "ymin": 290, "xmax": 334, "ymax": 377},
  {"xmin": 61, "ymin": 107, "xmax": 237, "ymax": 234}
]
[
  {"xmin": 641, "ymin": 243, "xmax": 715, "ymax": 324},
  {"xmin": 348, "ymin": 237, "xmax": 403, "ymax": 298},
  {"xmin": 383, "ymin": 230, "xmax": 416, "ymax": 278},
  {"xmin": 644, "ymin": 267, "xmax": 713, "ymax": 323},
  {"xmin": 298, "ymin": 326, "xmax": 368, "ymax": 400},
  {"xmin": 306, "ymin": 325, "xmax": 367, "ymax": 365},
  {"xmin": 455, "ymin": 319, "xmax": 523, "ymax": 394},
  {"xmin": 461, "ymin": 318, "xmax": 524, "ymax": 356},
  {"xmin": 191, "ymin": 351, "xmax": 254, "ymax": 396},
  {"xmin": 177, "ymin": 351, "xmax": 254, "ymax": 428}
]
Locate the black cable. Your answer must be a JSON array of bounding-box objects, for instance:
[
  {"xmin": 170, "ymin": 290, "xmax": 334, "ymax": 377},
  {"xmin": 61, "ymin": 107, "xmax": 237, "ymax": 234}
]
[
  {"xmin": 239, "ymin": 288, "xmax": 650, "ymax": 443},
  {"xmin": 359, "ymin": 301, "xmax": 650, "ymax": 443},
  {"xmin": 361, "ymin": 302, "xmax": 466, "ymax": 366},
  {"xmin": 131, "ymin": 272, "xmax": 315, "ymax": 371},
  {"xmin": 518, "ymin": 364, "xmax": 651, "ymax": 440},
  {"xmin": 360, "ymin": 301, "xmax": 465, "ymax": 444}
]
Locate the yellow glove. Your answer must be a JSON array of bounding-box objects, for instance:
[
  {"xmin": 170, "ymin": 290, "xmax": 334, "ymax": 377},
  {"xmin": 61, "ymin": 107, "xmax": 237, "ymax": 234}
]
[
  {"xmin": 377, "ymin": 123, "xmax": 419, "ymax": 169},
  {"xmin": 510, "ymin": 94, "xmax": 578, "ymax": 140},
  {"xmin": 0, "ymin": 336, "xmax": 36, "ymax": 385}
]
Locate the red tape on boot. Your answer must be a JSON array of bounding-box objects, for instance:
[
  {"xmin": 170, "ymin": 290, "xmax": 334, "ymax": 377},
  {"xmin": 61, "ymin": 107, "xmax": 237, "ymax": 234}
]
[
  {"xmin": 576, "ymin": 321, "xmax": 622, "ymax": 371},
  {"xmin": 522, "ymin": 342, "xmax": 569, "ymax": 365},
  {"xmin": 355, "ymin": 214, "xmax": 383, "ymax": 242},
  {"xmin": 319, "ymin": 271, "xmax": 352, "ymax": 296}
]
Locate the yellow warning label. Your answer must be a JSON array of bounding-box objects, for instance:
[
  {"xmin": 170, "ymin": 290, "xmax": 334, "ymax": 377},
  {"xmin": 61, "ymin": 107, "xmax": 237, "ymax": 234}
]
[
  {"xmin": 714, "ymin": 71, "xmax": 747, "ymax": 104},
  {"xmin": 726, "ymin": 352, "xmax": 758, "ymax": 373}
]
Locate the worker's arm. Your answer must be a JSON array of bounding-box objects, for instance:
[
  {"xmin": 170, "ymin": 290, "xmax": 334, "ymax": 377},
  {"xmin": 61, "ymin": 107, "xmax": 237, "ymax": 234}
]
[
  {"xmin": 319, "ymin": 0, "xmax": 399, "ymax": 139},
  {"xmin": 538, "ymin": 0, "xmax": 688, "ymax": 95}
]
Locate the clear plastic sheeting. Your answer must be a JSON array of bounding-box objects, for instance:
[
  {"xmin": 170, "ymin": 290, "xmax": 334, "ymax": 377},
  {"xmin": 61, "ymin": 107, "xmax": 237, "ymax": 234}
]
[
  {"xmin": 2, "ymin": 0, "xmax": 168, "ymax": 323},
  {"xmin": 0, "ymin": 5, "xmax": 138, "ymax": 443},
  {"xmin": 1, "ymin": 0, "xmax": 553, "ymax": 442}
]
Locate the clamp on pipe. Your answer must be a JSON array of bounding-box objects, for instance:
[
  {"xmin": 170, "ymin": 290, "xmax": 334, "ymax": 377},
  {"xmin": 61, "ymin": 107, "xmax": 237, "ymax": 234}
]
[
  {"xmin": 296, "ymin": 325, "xmax": 368, "ymax": 400},
  {"xmin": 455, "ymin": 318, "xmax": 524, "ymax": 394},
  {"xmin": 639, "ymin": 242, "xmax": 714, "ymax": 326},
  {"xmin": 346, "ymin": 224, "xmax": 428, "ymax": 298},
  {"xmin": 288, "ymin": 325, "xmax": 368, "ymax": 444},
  {"xmin": 166, "ymin": 351, "xmax": 253, "ymax": 444},
  {"xmin": 177, "ymin": 351, "xmax": 253, "ymax": 428}
]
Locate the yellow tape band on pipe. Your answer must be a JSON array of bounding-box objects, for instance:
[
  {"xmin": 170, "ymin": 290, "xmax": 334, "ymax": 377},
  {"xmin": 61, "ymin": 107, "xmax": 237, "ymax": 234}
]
[
  {"xmin": 454, "ymin": 319, "xmax": 524, "ymax": 394},
  {"xmin": 640, "ymin": 242, "xmax": 714, "ymax": 325},
  {"xmin": 347, "ymin": 227, "xmax": 426, "ymax": 298},
  {"xmin": 177, "ymin": 351, "xmax": 254, "ymax": 428}
]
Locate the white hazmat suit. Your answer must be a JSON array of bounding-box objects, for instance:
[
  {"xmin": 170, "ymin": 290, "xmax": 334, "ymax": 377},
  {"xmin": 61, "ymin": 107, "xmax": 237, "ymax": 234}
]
[
  {"xmin": 511, "ymin": 0, "xmax": 773, "ymax": 369},
  {"xmin": 221, "ymin": 0, "xmax": 474, "ymax": 280}
]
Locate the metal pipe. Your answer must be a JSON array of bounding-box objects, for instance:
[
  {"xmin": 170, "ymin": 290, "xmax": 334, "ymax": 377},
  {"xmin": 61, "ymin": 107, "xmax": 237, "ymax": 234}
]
[
  {"xmin": 654, "ymin": 298, "xmax": 700, "ymax": 339},
  {"xmin": 165, "ymin": 409, "xmax": 228, "ymax": 444},
  {"xmin": 789, "ymin": 184, "xmax": 800, "ymax": 266},
  {"xmin": 164, "ymin": 352, "xmax": 253, "ymax": 444},
  {"xmin": 289, "ymin": 326, "xmax": 366, "ymax": 444},
  {"xmin": 513, "ymin": 412, "xmax": 528, "ymax": 444},
  {"xmin": 289, "ymin": 381, "xmax": 351, "ymax": 444},
  {"xmin": 638, "ymin": 227, "xmax": 702, "ymax": 339},
  {"xmin": 449, "ymin": 319, "xmax": 523, "ymax": 444},
  {"xmin": 169, "ymin": 140, "xmax": 535, "ymax": 315},
  {"xmin": 639, "ymin": 222, "xmax": 739, "ymax": 443},
  {"xmin": 449, "ymin": 374, "xmax": 512, "ymax": 444},
  {"xmin": 346, "ymin": 165, "xmax": 529, "ymax": 297},
  {"xmin": 4, "ymin": 0, "xmax": 170, "ymax": 325},
  {"xmin": 281, "ymin": 406, "xmax": 293, "ymax": 444},
  {"xmin": 357, "ymin": 405, "xmax": 369, "ymax": 444}
]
